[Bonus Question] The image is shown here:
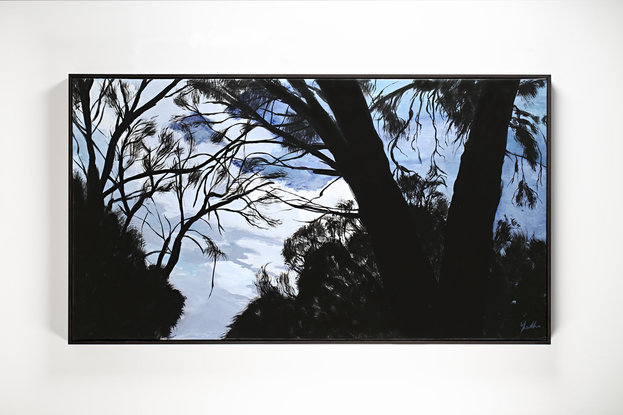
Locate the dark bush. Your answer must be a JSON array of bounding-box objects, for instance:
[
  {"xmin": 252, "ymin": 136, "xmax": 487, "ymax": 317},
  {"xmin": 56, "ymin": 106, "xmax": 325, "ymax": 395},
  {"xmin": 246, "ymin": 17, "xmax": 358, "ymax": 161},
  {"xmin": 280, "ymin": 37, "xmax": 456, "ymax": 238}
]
[{"xmin": 71, "ymin": 175, "xmax": 185, "ymax": 341}]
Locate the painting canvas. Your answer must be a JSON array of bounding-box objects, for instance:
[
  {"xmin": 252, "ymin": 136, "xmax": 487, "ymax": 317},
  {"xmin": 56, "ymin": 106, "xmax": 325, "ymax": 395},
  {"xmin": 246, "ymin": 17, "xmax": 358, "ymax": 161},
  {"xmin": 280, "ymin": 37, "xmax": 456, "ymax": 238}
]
[{"xmin": 69, "ymin": 75, "xmax": 550, "ymax": 343}]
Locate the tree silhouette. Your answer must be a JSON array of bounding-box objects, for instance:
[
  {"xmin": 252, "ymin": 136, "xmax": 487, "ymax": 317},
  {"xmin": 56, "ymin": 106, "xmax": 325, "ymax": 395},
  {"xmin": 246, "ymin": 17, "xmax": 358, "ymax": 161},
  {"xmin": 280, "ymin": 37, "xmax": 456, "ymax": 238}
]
[
  {"xmin": 71, "ymin": 76, "xmax": 548, "ymax": 340},
  {"xmin": 71, "ymin": 77, "xmax": 281, "ymax": 341},
  {"xmin": 181, "ymin": 77, "xmax": 548, "ymax": 339},
  {"xmin": 179, "ymin": 79, "xmax": 441, "ymax": 336},
  {"xmin": 371, "ymin": 78, "xmax": 547, "ymax": 336}
]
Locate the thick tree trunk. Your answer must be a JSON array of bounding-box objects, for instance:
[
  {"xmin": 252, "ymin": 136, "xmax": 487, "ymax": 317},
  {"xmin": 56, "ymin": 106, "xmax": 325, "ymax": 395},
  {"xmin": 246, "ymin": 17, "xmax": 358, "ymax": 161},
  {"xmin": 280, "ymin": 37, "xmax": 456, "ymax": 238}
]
[
  {"xmin": 439, "ymin": 79, "xmax": 520, "ymax": 338},
  {"xmin": 317, "ymin": 79, "xmax": 438, "ymax": 336}
]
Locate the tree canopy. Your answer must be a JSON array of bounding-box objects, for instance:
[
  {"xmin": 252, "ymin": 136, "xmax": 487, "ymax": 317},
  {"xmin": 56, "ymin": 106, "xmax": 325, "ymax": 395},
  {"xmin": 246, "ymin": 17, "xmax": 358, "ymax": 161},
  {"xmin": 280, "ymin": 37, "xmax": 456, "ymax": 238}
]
[{"xmin": 70, "ymin": 76, "xmax": 549, "ymax": 342}]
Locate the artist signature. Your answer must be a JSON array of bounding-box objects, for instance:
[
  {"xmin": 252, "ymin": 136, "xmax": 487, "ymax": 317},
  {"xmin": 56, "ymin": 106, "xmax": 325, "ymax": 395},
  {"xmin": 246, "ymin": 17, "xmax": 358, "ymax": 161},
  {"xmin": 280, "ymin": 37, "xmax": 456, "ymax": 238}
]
[{"xmin": 520, "ymin": 321, "xmax": 541, "ymax": 333}]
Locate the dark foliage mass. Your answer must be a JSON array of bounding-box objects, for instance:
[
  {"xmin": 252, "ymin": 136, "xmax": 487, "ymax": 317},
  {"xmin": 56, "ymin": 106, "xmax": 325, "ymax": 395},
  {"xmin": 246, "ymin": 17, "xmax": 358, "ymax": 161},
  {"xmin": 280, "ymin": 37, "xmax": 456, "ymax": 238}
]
[
  {"xmin": 484, "ymin": 217, "xmax": 548, "ymax": 339},
  {"xmin": 70, "ymin": 76, "xmax": 547, "ymax": 341},
  {"xmin": 225, "ymin": 177, "xmax": 547, "ymax": 340},
  {"xmin": 225, "ymin": 215, "xmax": 396, "ymax": 339},
  {"xmin": 71, "ymin": 176, "xmax": 185, "ymax": 341}
]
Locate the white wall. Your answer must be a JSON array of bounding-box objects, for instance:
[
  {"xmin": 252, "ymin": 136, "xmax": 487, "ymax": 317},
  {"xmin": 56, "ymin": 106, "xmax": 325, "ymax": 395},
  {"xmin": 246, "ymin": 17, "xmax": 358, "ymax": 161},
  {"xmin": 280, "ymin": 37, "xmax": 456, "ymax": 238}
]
[{"xmin": 1, "ymin": 1, "xmax": 622, "ymax": 414}]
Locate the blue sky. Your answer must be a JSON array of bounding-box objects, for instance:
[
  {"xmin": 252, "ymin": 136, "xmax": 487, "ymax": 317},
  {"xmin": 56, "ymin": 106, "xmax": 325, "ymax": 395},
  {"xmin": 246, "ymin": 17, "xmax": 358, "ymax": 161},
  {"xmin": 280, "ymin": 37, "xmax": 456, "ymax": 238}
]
[{"xmin": 73, "ymin": 78, "xmax": 548, "ymax": 340}]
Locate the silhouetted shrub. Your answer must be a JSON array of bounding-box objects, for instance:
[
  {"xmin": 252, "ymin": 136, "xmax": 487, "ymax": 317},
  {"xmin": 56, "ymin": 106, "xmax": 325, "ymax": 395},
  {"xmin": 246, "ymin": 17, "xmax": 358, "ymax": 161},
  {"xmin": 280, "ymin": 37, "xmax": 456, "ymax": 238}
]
[
  {"xmin": 71, "ymin": 175, "xmax": 185, "ymax": 341},
  {"xmin": 225, "ymin": 241, "xmax": 397, "ymax": 339}
]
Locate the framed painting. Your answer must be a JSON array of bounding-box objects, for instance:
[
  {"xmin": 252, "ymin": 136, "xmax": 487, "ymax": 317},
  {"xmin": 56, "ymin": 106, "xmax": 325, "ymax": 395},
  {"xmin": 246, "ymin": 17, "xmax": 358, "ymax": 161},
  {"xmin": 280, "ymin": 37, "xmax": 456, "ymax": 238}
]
[{"xmin": 69, "ymin": 75, "xmax": 550, "ymax": 343}]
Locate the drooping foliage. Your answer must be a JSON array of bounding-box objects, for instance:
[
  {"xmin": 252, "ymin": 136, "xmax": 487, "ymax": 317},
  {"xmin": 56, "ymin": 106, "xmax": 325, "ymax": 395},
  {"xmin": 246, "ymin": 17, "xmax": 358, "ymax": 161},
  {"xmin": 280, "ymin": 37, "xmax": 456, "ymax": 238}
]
[{"xmin": 370, "ymin": 78, "xmax": 547, "ymax": 209}]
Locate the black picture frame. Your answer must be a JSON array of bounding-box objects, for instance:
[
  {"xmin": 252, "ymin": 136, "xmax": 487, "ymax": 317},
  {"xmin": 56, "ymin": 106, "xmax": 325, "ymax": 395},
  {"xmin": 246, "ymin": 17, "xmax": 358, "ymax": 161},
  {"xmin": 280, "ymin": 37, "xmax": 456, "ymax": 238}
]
[{"xmin": 69, "ymin": 75, "xmax": 551, "ymax": 344}]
